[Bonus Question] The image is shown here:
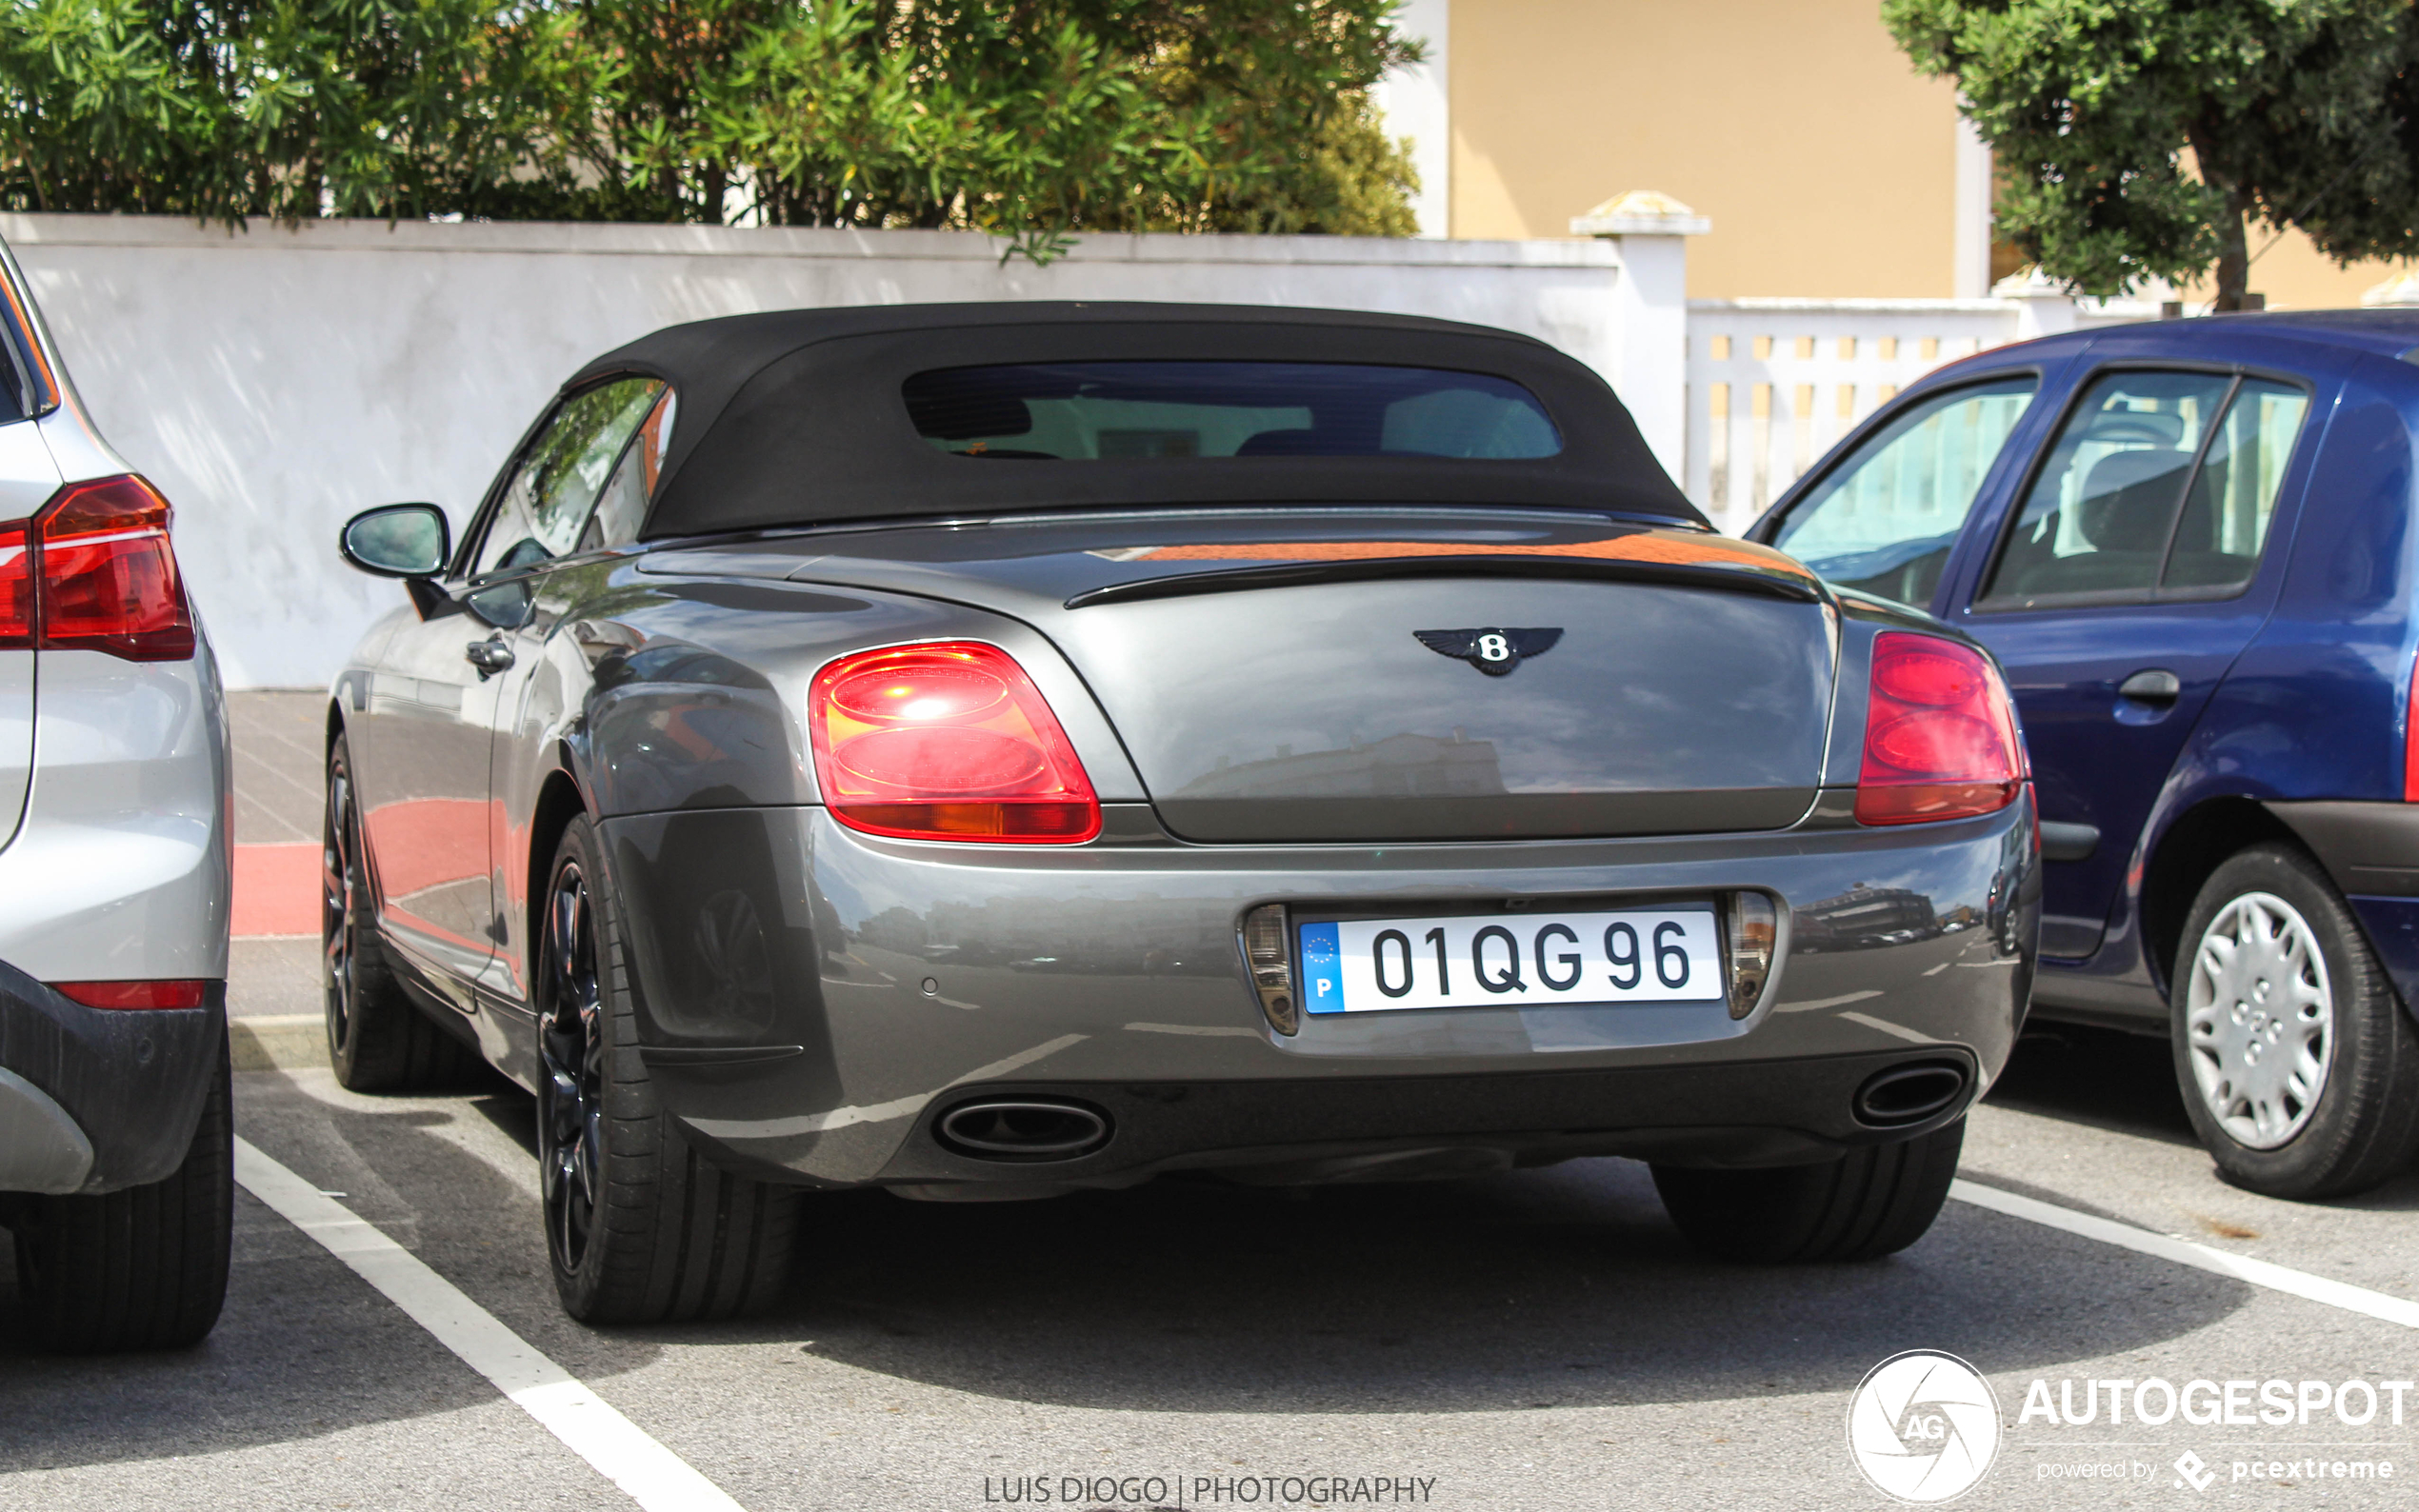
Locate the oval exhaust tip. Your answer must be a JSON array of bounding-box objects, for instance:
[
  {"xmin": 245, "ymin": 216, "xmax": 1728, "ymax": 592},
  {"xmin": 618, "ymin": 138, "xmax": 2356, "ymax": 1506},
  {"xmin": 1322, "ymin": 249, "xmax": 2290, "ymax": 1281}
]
[
  {"xmin": 1853, "ymin": 1062, "xmax": 1969, "ymax": 1128},
  {"xmin": 936, "ymin": 1100, "xmax": 1111, "ymax": 1161}
]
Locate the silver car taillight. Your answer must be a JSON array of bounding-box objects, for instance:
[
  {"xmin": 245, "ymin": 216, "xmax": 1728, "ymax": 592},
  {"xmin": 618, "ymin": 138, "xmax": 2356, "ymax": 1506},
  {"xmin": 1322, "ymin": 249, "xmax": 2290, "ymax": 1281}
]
[
  {"xmin": 1726, "ymin": 892, "xmax": 1777, "ymax": 1019},
  {"xmin": 1242, "ymin": 904, "xmax": 1298, "ymax": 1034}
]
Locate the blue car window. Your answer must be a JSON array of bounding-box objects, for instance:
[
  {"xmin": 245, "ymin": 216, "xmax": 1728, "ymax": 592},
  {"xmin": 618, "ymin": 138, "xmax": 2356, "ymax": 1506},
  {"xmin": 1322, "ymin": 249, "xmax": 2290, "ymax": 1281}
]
[
  {"xmin": 2162, "ymin": 380, "xmax": 2309, "ymax": 593},
  {"xmin": 1979, "ymin": 370, "xmax": 2234, "ymax": 607},
  {"xmin": 1771, "ymin": 375, "xmax": 2036, "ymax": 608}
]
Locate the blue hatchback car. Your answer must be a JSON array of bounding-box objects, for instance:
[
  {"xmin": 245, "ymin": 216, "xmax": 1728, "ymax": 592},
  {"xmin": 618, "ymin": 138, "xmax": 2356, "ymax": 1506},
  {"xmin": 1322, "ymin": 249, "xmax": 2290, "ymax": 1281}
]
[{"xmin": 1751, "ymin": 310, "xmax": 2419, "ymax": 1200}]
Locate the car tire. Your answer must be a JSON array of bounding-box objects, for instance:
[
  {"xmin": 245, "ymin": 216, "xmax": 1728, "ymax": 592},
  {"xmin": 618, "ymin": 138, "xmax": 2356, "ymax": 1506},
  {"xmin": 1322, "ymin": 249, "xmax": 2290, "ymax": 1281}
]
[
  {"xmin": 2169, "ymin": 844, "xmax": 2419, "ymax": 1199},
  {"xmin": 1650, "ymin": 1118, "xmax": 1964, "ymax": 1263},
  {"xmin": 10, "ymin": 1035, "xmax": 232, "ymax": 1352},
  {"xmin": 537, "ymin": 814, "xmax": 798, "ymax": 1323},
  {"xmin": 324, "ymin": 733, "xmax": 482, "ymax": 1092}
]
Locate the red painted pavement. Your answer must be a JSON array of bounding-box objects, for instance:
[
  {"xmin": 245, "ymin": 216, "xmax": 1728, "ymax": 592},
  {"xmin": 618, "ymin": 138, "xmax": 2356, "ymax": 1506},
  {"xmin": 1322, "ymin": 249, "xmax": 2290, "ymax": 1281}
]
[{"xmin": 233, "ymin": 842, "xmax": 320, "ymax": 938}]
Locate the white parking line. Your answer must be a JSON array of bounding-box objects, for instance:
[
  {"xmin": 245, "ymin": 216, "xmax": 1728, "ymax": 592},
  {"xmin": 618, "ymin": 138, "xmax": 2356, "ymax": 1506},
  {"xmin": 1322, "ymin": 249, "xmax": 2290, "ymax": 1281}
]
[
  {"xmin": 232, "ymin": 1138, "xmax": 750, "ymax": 1512},
  {"xmin": 1951, "ymin": 1178, "xmax": 2419, "ymax": 1330},
  {"xmin": 1837, "ymin": 1009, "xmax": 1934, "ymax": 1044}
]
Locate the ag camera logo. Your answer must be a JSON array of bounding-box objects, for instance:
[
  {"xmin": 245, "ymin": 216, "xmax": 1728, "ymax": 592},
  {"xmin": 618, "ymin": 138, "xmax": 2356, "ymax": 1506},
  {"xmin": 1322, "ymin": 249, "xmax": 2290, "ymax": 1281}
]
[{"xmin": 1848, "ymin": 1351, "xmax": 2002, "ymax": 1502}]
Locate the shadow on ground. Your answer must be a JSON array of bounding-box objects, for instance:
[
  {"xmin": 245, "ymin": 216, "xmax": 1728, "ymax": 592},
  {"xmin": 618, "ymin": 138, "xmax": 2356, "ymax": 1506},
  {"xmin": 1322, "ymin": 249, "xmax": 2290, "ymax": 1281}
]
[
  {"xmin": 1985, "ymin": 1019, "xmax": 2419, "ymax": 1211},
  {"xmin": 0, "ymin": 1034, "xmax": 2272, "ymax": 1472},
  {"xmin": 714, "ymin": 1149, "xmax": 2249, "ymax": 1415},
  {"xmin": 1986, "ymin": 1022, "xmax": 2196, "ymax": 1144}
]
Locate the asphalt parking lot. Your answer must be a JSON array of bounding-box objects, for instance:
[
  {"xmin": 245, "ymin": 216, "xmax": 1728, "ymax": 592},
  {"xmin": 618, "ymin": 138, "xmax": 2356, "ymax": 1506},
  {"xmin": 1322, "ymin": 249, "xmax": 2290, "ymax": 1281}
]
[{"xmin": 5, "ymin": 694, "xmax": 2416, "ymax": 1511}]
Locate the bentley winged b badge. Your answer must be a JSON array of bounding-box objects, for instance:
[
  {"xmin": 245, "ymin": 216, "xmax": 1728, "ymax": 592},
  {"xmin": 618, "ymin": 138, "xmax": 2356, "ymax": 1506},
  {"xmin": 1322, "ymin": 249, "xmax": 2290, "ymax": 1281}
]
[{"xmin": 1414, "ymin": 627, "xmax": 1564, "ymax": 676}]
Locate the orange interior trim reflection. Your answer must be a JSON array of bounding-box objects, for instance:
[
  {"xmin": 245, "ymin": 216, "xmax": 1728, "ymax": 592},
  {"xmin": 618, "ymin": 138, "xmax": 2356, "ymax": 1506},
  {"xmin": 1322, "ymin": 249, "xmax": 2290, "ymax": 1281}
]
[{"xmin": 1123, "ymin": 535, "xmax": 1809, "ymax": 578}]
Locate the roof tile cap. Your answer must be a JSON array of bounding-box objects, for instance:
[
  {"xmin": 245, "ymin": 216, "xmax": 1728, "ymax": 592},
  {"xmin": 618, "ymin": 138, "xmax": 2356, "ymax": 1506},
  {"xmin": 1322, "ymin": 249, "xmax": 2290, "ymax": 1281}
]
[
  {"xmin": 1570, "ymin": 189, "xmax": 1711, "ymax": 238},
  {"xmin": 2363, "ymin": 270, "xmax": 2419, "ymax": 308}
]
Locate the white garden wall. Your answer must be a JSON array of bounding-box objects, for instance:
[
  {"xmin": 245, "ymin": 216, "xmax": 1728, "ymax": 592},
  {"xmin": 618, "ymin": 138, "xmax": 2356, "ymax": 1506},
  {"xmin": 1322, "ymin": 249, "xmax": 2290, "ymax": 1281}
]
[
  {"xmin": 0, "ymin": 212, "xmax": 2149, "ymax": 687},
  {"xmin": 0, "ymin": 214, "xmax": 1660, "ymax": 688},
  {"xmin": 1685, "ymin": 280, "xmax": 2159, "ymax": 535}
]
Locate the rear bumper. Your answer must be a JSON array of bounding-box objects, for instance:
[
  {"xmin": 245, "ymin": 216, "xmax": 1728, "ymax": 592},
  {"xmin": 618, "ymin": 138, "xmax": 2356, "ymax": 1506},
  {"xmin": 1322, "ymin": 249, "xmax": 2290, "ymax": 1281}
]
[
  {"xmin": 2268, "ymin": 800, "xmax": 2419, "ymax": 897},
  {"xmin": 602, "ymin": 791, "xmax": 2039, "ymax": 1190},
  {"xmin": 869, "ymin": 1048, "xmax": 1981, "ymax": 1191},
  {"xmin": 2265, "ymin": 802, "xmax": 2419, "ymax": 1022},
  {"xmin": 0, "ymin": 959, "xmax": 222, "ymax": 1194}
]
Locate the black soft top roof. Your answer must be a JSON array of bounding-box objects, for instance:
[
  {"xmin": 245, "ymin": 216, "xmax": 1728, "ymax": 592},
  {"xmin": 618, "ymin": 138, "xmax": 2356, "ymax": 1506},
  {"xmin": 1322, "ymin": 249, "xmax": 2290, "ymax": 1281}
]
[{"xmin": 563, "ymin": 302, "xmax": 1701, "ymax": 540}]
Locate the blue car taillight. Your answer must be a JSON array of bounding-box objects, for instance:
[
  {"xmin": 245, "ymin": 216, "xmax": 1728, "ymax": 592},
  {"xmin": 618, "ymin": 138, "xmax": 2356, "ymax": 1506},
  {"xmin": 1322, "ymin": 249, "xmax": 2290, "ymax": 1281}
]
[{"xmin": 2404, "ymin": 655, "xmax": 2419, "ymax": 802}]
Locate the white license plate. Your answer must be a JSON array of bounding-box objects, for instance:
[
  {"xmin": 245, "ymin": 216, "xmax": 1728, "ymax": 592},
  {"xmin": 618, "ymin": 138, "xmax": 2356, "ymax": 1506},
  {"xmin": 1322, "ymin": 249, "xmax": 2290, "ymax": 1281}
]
[{"xmin": 1297, "ymin": 906, "xmax": 1723, "ymax": 1015}]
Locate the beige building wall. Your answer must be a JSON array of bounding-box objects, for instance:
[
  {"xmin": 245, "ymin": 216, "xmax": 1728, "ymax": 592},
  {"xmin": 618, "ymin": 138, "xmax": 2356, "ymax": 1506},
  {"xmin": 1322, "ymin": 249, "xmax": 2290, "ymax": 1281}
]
[
  {"xmin": 2180, "ymin": 237, "xmax": 2403, "ymax": 312},
  {"xmin": 1449, "ymin": 0, "xmax": 1964, "ymax": 298},
  {"xmin": 1443, "ymin": 0, "xmax": 2409, "ymax": 309}
]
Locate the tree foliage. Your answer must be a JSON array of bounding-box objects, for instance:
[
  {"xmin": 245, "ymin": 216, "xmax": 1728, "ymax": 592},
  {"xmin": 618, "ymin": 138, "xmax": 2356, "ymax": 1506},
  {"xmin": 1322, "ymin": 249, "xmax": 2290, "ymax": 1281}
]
[
  {"xmin": 0, "ymin": 0, "xmax": 1419, "ymax": 248},
  {"xmin": 1886, "ymin": 0, "xmax": 2419, "ymax": 309}
]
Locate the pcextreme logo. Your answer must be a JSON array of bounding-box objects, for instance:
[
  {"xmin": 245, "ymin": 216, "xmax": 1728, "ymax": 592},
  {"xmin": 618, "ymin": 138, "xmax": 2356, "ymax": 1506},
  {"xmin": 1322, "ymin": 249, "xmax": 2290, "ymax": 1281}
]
[{"xmin": 1848, "ymin": 1351, "xmax": 2003, "ymax": 1503}]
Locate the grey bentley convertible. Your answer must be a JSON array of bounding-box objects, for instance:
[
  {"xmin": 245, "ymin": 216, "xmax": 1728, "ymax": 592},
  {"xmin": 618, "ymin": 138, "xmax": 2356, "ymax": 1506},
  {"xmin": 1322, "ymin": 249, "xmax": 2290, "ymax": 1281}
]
[{"xmin": 329, "ymin": 303, "xmax": 2039, "ymax": 1323}]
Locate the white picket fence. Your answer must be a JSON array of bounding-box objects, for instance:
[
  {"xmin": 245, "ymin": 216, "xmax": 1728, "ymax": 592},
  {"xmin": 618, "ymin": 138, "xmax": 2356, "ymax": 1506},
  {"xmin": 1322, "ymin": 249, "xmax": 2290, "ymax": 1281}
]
[{"xmin": 1685, "ymin": 291, "xmax": 2157, "ymax": 534}]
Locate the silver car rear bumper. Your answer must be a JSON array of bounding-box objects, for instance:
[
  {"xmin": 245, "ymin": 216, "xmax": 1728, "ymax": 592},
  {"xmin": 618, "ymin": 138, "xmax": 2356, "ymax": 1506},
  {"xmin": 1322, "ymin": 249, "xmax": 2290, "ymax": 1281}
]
[
  {"xmin": 0, "ymin": 646, "xmax": 230, "ymax": 1194},
  {"xmin": 598, "ymin": 792, "xmax": 2040, "ymax": 1190},
  {"xmin": 0, "ymin": 966, "xmax": 223, "ymax": 1193}
]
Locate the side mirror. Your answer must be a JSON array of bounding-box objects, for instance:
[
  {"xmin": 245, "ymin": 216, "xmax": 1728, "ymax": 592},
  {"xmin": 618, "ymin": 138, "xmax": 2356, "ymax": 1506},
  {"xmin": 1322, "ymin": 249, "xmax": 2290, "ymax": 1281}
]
[{"xmin": 340, "ymin": 504, "xmax": 450, "ymax": 579}]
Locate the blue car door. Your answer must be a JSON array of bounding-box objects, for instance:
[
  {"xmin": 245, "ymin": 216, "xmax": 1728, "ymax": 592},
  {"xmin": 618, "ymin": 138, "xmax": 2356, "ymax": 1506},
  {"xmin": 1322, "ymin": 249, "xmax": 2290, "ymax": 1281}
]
[{"xmin": 1949, "ymin": 360, "xmax": 2333, "ymax": 963}]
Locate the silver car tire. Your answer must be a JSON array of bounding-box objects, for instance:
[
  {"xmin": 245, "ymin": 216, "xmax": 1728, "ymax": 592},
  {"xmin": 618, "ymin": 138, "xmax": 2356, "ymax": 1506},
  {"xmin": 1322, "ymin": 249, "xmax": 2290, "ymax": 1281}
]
[
  {"xmin": 538, "ymin": 813, "xmax": 799, "ymax": 1323},
  {"xmin": 2169, "ymin": 844, "xmax": 2419, "ymax": 1199}
]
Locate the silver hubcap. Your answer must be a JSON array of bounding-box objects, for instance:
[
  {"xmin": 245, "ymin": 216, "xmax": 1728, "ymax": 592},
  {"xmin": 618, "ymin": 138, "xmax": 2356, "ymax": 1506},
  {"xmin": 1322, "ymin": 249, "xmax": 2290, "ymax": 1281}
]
[{"xmin": 2185, "ymin": 890, "xmax": 2332, "ymax": 1149}]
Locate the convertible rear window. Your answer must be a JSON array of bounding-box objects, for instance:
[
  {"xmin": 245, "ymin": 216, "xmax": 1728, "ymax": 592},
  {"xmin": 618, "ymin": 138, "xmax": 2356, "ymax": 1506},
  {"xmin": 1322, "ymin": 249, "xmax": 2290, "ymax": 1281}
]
[{"xmin": 902, "ymin": 361, "xmax": 1562, "ymax": 461}]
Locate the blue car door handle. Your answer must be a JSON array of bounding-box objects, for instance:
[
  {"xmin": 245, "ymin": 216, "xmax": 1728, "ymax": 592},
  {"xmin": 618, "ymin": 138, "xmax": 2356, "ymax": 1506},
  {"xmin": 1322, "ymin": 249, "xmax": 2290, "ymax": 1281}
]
[{"xmin": 2117, "ymin": 668, "xmax": 2180, "ymax": 705}]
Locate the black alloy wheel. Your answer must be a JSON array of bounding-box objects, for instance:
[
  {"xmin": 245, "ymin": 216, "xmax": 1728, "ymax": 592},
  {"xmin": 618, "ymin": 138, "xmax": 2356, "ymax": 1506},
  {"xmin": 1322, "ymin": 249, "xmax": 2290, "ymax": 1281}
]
[
  {"xmin": 322, "ymin": 735, "xmax": 478, "ymax": 1091},
  {"xmin": 323, "ymin": 757, "xmax": 366, "ymax": 1059},
  {"xmin": 532, "ymin": 814, "xmax": 799, "ymax": 1323},
  {"xmin": 538, "ymin": 857, "xmax": 607, "ymax": 1276}
]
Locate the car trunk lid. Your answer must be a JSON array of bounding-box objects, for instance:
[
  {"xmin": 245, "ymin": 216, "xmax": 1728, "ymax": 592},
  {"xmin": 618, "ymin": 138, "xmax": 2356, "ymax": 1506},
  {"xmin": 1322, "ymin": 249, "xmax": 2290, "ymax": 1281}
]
[
  {"xmin": 647, "ymin": 511, "xmax": 1839, "ymax": 843},
  {"xmin": 1050, "ymin": 567, "xmax": 1832, "ymax": 843}
]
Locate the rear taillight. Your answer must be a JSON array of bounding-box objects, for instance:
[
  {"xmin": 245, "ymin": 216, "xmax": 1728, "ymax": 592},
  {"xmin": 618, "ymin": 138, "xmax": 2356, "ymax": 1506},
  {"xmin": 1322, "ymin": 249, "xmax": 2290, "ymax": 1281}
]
[
  {"xmin": 0, "ymin": 522, "xmax": 29, "ymax": 649},
  {"xmin": 1855, "ymin": 632, "xmax": 2026, "ymax": 826},
  {"xmin": 808, "ymin": 642, "xmax": 1100, "ymax": 843},
  {"xmin": 2404, "ymin": 654, "xmax": 2419, "ymax": 802},
  {"xmin": 53, "ymin": 979, "xmax": 209, "ymax": 1009},
  {"xmin": 37, "ymin": 475, "xmax": 193, "ymax": 660},
  {"xmin": 0, "ymin": 476, "xmax": 194, "ymax": 660}
]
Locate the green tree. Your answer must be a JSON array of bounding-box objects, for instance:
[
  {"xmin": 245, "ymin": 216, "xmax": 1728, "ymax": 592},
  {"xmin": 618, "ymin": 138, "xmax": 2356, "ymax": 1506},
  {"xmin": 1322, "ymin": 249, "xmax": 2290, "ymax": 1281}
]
[
  {"xmin": 591, "ymin": 0, "xmax": 1417, "ymax": 247},
  {"xmin": 1886, "ymin": 0, "xmax": 2419, "ymax": 310},
  {"xmin": 0, "ymin": 0, "xmax": 591, "ymax": 220},
  {"xmin": 0, "ymin": 0, "xmax": 1419, "ymax": 248}
]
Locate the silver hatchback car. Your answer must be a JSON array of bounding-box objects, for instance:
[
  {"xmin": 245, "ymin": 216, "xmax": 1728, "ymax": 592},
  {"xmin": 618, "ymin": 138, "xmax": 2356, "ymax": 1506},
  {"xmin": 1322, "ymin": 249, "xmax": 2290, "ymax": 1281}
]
[{"xmin": 0, "ymin": 236, "xmax": 234, "ymax": 1351}]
